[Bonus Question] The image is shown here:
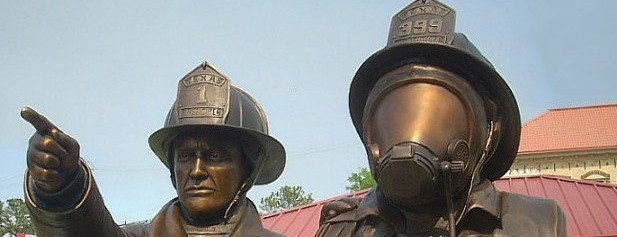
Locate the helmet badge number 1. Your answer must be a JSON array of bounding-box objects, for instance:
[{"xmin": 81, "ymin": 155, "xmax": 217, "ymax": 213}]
[{"xmin": 179, "ymin": 73, "xmax": 228, "ymax": 119}]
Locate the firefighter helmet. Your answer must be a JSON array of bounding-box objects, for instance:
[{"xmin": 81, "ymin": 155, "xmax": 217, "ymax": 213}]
[
  {"xmin": 349, "ymin": 0, "xmax": 520, "ymax": 180},
  {"xmin": 149, "ymin": 62, "xmax": 285, "ymax": 185}
]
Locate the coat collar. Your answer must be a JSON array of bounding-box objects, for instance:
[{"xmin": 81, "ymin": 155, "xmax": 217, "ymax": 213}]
[
  {"xmin": 354, "ymin": 179, "xmax": 502, "ymax": 233},
  {"xmin": 150, "ymin": 197, "xmax": 266, "ymax": 237},
  {"xmin": 462, "ymin": 179, "xmax": 501, "ymax": 220}
]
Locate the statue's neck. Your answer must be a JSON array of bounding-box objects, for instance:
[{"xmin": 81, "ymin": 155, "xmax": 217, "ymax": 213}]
[
  {"xmin": 377, "ymin": 186, "xmax": 468, "ymax": 234},
  {"xmin": 180, "ymin": 196, "xmax": 247, "ymax": 236},
  {"xmin": 179, "ymin": 206, "xmax": 226, "ymax": 227},
  {"xmin": 183, "ymin": 222, "xmax": 235, "ymax": 237},
  {"xmin": 399, "ymin": 201, "xmax": 446, "ymax": 231}
]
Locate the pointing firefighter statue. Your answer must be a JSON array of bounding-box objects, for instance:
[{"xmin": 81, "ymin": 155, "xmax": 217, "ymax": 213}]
[{"xmin": 22, "ymin": 62, "xmax": 287, "ymax": 236}]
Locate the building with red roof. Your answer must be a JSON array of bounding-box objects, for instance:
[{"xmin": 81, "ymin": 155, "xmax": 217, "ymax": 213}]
[
  {"xmin": 262, "ymin": 175, "xmax": 617, "ymax": 237},
  {"xmin": 507, "ymin": 104, "xmax": 617, "ymax": 183}
]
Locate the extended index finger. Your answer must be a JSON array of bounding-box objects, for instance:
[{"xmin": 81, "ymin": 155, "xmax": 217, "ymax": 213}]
[{"xmin": 20, "ymin": 107, "xmax": 58, "ymax": 134}]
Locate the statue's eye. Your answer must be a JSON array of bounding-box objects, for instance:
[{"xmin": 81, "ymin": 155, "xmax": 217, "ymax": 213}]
[
  {"xmin": 208, "ymin": 150, "xmax": 224, "ymax": 162},
  {"xmin": 177, "ymin": 150, "xmax": 194, "ymax": 161}
]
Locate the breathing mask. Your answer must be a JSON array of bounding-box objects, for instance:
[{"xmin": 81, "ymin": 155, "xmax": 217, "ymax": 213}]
[{"xmin": 362, "ymin": 64, "xmax": 489, "ymax": 209}]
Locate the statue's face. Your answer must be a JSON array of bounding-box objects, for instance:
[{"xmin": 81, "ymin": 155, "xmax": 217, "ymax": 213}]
[{"xmin": 172, "ymin": 133, "xmax": 245, "ymax": 222}]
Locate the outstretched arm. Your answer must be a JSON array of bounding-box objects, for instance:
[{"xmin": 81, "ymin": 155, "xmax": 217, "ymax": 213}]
[{"xmin": 21, "ymin": 107, "xmax": 126, "ymax": 237}]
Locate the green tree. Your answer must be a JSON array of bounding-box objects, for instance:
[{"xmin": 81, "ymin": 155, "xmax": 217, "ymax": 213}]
[
  {"xmin": 259, "ymin": 185, "xmax": 314, "ymax": 214},
  {"xmin": 346, "ymin": 167, "xmax": 376, "ymax": 191},
  {"xmin": 0, "ymin": 198, "xmax": 35, "ymax": 236}
]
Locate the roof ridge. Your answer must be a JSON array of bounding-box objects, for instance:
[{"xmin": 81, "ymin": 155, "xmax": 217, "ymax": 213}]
[
  {"xmin": 548, "ymin": 103, "xmax": 617, "ymax": 112},
  {"xmin": 521, "ymin": 110, "xmax": 551, "ymax": 128},
  {"xmin": 503, "ymin": 174, "xmax": 617, "ymax": 188},
  {"xmin": 518, "ymin": 145, "xmax": 617, "ymax": 154}
]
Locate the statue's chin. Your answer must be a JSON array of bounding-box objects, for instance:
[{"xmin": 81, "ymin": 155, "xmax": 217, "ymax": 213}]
[{"xmin": 179, "ymin": 198, "xmax": 228, "ymax": 225}]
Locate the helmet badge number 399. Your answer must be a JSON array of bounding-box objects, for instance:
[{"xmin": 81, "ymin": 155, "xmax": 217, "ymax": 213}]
[{"xmin": 390, "ymin": 0, "xmax": 455, "ymax": 45}]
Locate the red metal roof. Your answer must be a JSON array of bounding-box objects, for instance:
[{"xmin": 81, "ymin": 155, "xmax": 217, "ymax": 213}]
[
  {"xmin": 494, "ymin": 176, "xmax": 617, "ymax": 237},
  {"xmin": 518, "ymin": 104, "xmax": 617, "ymax": 154},
  {"xmin": 260, "ymin": 189, "xmax": 369, "ymax": 237},
  {"xmin": 261, "ymin": 175, "xmax": 617, "ymax": 237}
]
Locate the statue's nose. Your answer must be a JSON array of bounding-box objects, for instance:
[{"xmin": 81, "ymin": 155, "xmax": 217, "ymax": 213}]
[{"xmin": 189, "ymin": 155, "xmax": 209, "ymax": 180}]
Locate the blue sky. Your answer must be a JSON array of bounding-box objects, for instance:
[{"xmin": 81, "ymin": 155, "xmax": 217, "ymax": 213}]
[{"xmin": 2, "ymin": 1, "xmax": 616, "ymax": 223}]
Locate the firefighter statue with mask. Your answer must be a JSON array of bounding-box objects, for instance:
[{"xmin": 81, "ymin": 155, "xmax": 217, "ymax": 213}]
[
  {"xmin": 316, "ymin": 1, "xmax": 566, "ymax": 236},
  {"xmin": 21, "ymin": 62, "xmax": 287, "ymax": 236}
]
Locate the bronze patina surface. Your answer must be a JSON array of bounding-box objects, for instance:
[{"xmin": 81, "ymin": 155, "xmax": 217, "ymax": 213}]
[
  {"xmin": 317, "ymin": 0, "xmax": 566, "ymax": 236},
  {"xmin": 22, "ymin": 62, "xmax": 287, "ymax": 237}
]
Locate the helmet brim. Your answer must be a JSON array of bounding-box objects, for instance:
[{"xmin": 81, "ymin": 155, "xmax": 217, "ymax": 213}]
[
  {"xmin": 148, "ymin": 124, "xmax": 286, "ymax": 185},
  {"xmin": 350, "ymin": 41, "xmax": 520, "ymax": 181}
]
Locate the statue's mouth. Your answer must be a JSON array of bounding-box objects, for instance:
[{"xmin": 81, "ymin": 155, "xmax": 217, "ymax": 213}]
[{"xmin": 186, "ymin": 186, "xmax": 215, "ymax": 196}]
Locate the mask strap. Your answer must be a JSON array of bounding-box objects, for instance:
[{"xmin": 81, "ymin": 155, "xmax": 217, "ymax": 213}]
[
  {"xmin": 439, "ymin": 141, "xmax": 466, "ymax": 237},
  {"xmin": 455, "ymin": 120, "xmax": 496, "ymax": 226}
]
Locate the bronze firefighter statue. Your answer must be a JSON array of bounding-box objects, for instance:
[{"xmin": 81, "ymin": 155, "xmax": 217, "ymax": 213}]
[
  {"xmin": 316, "ymin": 0, "xmax": 566, "ymax": 236},
  {"xmin": 21, "ymin": 62, "xmax": 287, "ymax": 236}
]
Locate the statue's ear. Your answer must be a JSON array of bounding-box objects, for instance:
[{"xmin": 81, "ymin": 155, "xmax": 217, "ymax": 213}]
[
  {"xmin": 487, "ymin": 117, "xmax": 503, "ymax": 159},
  {"xmin": 480, "ymin": 97, "xmax": 502, "ymax": 160},
  {"xmin": 168, "ymin": 149, "xmax": 177, "ymax": 189},
  {"xmin": 365, "ymin": 143, "xmax": 380, "ymax": 180},
  {"xmin": 171, "ymin": 173, "xmax": 177, "ymax": 189}
]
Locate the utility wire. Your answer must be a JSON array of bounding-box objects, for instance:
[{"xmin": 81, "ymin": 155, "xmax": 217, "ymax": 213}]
[
  {"xmin": 0, "ymin": 182, "xmax": 21, "ymax": 191},
  {"xmin": 0, "ymin": 141, "xmax": 359, "ymax": 176},
  {"xmin": 0, "ymin": 174, "xmax": 21, "ymax": 183},
  {"xmin": 92, "ymin": 167, "xmax": 162, "ymax": 172},
  {"xmin": 288, "ymin": 141, "xmax": 359, "ymax": 158}
]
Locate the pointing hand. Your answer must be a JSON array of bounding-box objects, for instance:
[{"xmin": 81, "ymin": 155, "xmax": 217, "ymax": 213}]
[{"xmin": 21, "ymin": 107, "xmax": 80, "ymax": 193}]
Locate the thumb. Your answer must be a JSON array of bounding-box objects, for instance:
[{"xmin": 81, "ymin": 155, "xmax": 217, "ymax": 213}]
[{"xmin": 50, "ymin": 128, "xmax": 80, "ymax": 156}]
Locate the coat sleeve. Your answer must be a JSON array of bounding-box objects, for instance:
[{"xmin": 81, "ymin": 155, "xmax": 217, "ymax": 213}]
[
  {"xmin": 25, "ymin": 159, "xmax": 134, "ymax": 237},
  {"xmin": 314, "ymin": 210, "xmax": 358, "ymax": 237},
  {"xmin": 554, "ymin": 200, "xmax": 567, "ymax": 237}
]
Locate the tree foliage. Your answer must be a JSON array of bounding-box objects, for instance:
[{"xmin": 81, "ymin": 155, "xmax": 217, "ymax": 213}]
[
  {"xmin": 259, "ymin": 185, "xmax": 314, "ymax": 214},
  {"xmin": 0, "ymin": 198, "xmax": 35, "ymax": 236},
  {"xmin": 346, "ymin": 167, "xmax": 376, "ymax": 191}
]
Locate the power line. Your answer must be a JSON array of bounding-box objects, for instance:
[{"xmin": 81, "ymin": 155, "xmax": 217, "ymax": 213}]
[
  {"xmin": 288, "ymin": 142, "xmax": 359, "ymax": 158},
  {"xmin": 0, "ymin": 182, "xmax": 21, "ymax": 191},
  {"xmin": 0, "ymin": 174, "xmax": 21, "ymax": 183},
  {"xmin": 92, "ymin": 167, "xmax": 163, "ymax": 172},
  {"xmin": 43, "ymin": 141, "xmax": 362, "ymax": 173}
]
